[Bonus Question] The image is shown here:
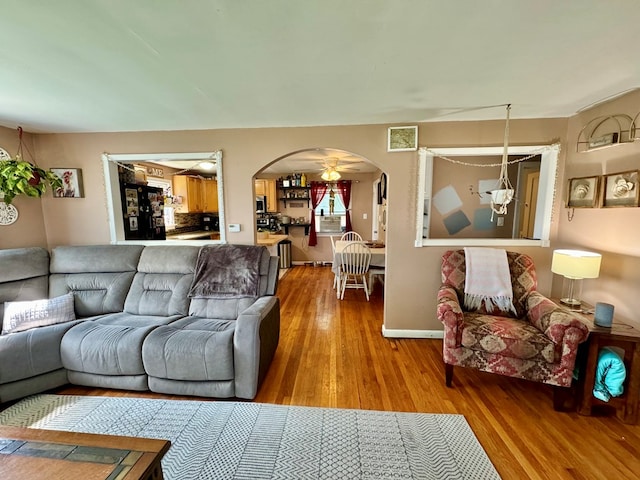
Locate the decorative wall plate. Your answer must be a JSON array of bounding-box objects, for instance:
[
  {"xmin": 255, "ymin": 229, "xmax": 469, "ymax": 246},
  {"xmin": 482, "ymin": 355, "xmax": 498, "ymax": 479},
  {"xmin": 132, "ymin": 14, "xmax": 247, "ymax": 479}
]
[
  {"xmin": 0, "ymin": 201, "xmax": 19, "ymax": 225},
  {"xmin": 0, "ymin": 147, "xmax": 19, "ymax": 225}
]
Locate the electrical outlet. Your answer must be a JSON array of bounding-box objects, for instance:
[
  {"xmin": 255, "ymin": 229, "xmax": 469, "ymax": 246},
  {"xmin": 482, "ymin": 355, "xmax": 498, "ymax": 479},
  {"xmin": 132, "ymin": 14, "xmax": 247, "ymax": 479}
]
[
  {"xmin": 228, "ymin": 223, "xmax": 241, "ymax": 232},
  {"xmin": 497, "ymin": 217, "xmax": 505, "ymax": 227},
  {"xmin": 363, "ymin": 213, "xmax": 368, "ymax": 219}
]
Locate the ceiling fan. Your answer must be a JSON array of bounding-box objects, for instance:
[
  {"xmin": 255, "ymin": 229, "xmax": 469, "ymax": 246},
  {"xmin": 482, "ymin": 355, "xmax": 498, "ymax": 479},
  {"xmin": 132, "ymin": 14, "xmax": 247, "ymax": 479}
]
[{"xmin": 316, "ymin": 157, "xmax": 362, "ymax": 181}]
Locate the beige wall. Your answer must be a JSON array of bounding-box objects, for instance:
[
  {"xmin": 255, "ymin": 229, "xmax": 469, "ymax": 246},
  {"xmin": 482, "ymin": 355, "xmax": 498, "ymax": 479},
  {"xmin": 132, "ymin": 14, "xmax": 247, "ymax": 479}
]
[
  {"xmin": 0, "ymin": 126, "xmax": 48, "ymax": 249},
  {"xmin": 25, "ymin": 119, "xmax": 568, "ymax": 333},
  {"xmin": 557, "ymin": 89, "xmax": 640, "ymax": 321}
]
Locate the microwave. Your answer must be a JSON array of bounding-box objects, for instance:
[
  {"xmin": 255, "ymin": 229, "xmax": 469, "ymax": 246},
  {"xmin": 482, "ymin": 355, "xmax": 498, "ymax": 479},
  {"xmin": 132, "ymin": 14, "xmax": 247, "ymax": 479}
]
[{"xmin": 256, "ymin": 195, "xmax": 267, "ymax": 213}]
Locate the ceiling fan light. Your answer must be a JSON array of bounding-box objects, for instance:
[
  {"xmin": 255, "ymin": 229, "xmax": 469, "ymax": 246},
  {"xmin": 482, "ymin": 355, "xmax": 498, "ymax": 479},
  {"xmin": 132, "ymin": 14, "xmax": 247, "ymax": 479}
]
[{"xmin": 321, "ymin": 169, "xmax": 341, "ymax": 181}]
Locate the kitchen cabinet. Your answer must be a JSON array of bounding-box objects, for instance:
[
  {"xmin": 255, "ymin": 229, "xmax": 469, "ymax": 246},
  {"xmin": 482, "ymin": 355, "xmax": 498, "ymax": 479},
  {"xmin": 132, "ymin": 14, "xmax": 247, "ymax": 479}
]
[
  {"xmin": 173, "ymin": 175, "xmax": 203, "ymax": 213},
  {"xmin": 202, "ymin": 178, "xmax": 218, "ymax": 212},
  {"xmin": 255, "ymin": 178, "xmax": 277, "ymax": 212}
]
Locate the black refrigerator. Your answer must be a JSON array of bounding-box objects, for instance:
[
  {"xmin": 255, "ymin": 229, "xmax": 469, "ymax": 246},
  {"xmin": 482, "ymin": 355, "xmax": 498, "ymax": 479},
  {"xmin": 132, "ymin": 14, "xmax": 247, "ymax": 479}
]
[{"xmin": 121, "ymin": 183, "xmax": 166, "ymax": 240}]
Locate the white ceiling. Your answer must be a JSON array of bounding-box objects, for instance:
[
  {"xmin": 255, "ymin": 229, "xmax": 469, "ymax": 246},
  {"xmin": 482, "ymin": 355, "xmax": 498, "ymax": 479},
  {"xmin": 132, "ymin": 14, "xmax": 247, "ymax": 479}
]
[{"xmin": 1, "ymin": 1, "xmax": 639, "ymax": 137}]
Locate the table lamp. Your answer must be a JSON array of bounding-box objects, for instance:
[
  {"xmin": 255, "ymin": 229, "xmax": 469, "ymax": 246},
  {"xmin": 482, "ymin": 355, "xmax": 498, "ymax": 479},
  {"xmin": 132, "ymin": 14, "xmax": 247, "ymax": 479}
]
[{"xmin": 551, "ymin": 249, "xmax": 602, "ymax": 307}]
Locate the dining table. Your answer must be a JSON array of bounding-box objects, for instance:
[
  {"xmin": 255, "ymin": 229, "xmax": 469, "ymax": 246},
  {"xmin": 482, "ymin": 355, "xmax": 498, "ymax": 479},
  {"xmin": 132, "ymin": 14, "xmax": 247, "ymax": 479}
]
[{"xmin": 332, "ymin": 240, "xmax": 385, "ymax": 275}]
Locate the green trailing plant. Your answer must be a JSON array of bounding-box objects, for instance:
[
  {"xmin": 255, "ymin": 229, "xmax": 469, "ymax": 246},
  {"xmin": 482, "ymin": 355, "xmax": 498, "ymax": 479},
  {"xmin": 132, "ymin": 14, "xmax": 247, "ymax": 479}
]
[{"xmin": 0, "ymin": 156, "xmax": 63, "ymax": 204}]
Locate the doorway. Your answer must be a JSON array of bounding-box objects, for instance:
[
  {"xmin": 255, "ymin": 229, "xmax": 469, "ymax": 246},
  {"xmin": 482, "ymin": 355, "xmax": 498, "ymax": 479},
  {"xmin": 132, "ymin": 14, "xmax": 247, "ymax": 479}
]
[{"xmin": 255, "ymin": 147, "xmax": 388, "ymax": 296}]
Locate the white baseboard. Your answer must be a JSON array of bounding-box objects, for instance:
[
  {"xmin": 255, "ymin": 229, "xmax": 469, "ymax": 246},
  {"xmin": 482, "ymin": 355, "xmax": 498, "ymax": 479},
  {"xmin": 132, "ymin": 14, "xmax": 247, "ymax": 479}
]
[{"xmin": 381, "ymin": 326, "xmax": 444, "ymax": 339}]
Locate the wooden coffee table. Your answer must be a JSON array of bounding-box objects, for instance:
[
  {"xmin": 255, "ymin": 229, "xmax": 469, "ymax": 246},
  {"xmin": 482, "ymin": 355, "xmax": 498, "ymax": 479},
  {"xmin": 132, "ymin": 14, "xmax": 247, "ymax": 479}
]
[{"xmin": 0, "ymin": 426, "xmax": 170, "ymax": 480}]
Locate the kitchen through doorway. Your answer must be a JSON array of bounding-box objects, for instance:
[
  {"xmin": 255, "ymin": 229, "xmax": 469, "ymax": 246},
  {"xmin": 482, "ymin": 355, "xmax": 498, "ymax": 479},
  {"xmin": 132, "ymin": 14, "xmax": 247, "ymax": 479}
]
[{"xmin": 253, "ymin": 147, "xmax": 388, "ymax": 298}]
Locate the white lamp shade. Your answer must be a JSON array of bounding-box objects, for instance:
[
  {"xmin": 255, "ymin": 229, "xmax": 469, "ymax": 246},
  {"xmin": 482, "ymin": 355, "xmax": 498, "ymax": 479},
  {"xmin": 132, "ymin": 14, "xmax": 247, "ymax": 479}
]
[
  {"xmin": 551, "ymin": 249, "xmax": 601, "ymax": 279},
  {"xmin": 321, "ymin": 169, "xmax": 341, "ymax": 181}
]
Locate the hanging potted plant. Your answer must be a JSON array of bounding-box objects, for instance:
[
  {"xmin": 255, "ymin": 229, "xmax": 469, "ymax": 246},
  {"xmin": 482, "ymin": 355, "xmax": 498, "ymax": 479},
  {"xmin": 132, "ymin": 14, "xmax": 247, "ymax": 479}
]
[{"xmin": 0, "ymin": 128, "xmax": 62, "ymax": 204}]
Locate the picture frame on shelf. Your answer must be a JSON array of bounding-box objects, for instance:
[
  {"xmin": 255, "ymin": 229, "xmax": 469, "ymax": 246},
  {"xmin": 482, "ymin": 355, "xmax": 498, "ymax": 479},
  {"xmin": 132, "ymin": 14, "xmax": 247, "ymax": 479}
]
[
  {"xmin": 603, "ymin": 170, "xmax": 640, "ymax": 208},
  {"xmin": 566, "ymin": 175, "xmax": 600, "ymax": 208},
  {"xmin": 51, "ymin": 168, "xmax": 84, "ymax": 198},
  {"xmin": 387, "ymin": 126, "xmax": 418, "ymax": 152}
]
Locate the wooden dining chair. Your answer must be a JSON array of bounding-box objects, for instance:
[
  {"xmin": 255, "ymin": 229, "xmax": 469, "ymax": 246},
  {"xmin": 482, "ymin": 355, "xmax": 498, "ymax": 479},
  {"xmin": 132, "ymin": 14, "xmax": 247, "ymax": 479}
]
[
  {"xmin": 339, "ymin": 241, "xmax": 371, "ymax": 301},
  {"xmin": 340, "ymin": 231, "xmax": 362, "ymax": 242},
  {"xmin": 330, "ymin": 236, "xmax": 339, "ymax": 290}
]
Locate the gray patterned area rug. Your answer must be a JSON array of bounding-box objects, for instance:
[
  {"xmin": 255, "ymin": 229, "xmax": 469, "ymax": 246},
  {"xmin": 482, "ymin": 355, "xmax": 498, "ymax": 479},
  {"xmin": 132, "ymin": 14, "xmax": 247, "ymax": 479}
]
[{"xmin": 0, "ymin": 394, "xmax": 500, "ymax": 479}]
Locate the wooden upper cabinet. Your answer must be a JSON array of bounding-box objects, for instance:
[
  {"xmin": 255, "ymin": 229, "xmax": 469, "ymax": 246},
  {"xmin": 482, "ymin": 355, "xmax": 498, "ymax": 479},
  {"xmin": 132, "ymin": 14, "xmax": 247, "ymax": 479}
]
[
  {"xmin": 173, "ymin": 175, "xmax": 203, "ymax": 213},
  {"xmin": 202, "ymin": 178, "xmax": 218, "ymax": 212},
  {"xmin": 255, "ymin": 178, "xmax": 277, "ymax": 212}
]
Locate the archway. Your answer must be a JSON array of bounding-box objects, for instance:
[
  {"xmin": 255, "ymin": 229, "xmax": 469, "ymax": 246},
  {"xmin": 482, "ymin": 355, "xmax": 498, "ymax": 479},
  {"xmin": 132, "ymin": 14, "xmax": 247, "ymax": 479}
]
[{"xmin": 253, "ymin": 147, "xmax": 388, "ymax": 293}]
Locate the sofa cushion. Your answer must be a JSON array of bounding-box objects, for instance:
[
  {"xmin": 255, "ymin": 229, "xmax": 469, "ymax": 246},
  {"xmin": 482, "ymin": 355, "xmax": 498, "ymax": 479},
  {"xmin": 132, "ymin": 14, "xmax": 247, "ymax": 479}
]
[
  {"xmin": 49, "ymin": 245, "xmax": 144, "ymax": 317},
  {"xmin": 142, "ymin": 317, "xmax": 235, "ymax": 381},
  {"xmin": 2, "ymin": 292, "xmax": 76, "ymax": 335},
  {"xmin": 61, "ymin": 312, "xmax": 182, "ymax": 376},
  {"xmin": 49, "ymin": 245, "xmax": 144, "ymax": 273},
  {"xmin": 123, "ymin": 246, "xmax": 199, "ymax": 316},
  {"xmin": 0, "ymin": 320, "xmax": 81, "ymax": 383},
  {"xmin": 188, "ymin": 297, "xmax": 257, "ymax": 320},
  {"xmin": 461, "ymin": 312, "xmax": 556, "ymax": 364},
  {"xmin": 0, "ymin": 247, "xmax": 49, "ymax": 284},
  {"xmin": 0, "ymin": 247, "xmax": 50, "ymax": 326},
  {"xmin": 50, "ymin": 272, "xmax": 137, "ymax": 318}
]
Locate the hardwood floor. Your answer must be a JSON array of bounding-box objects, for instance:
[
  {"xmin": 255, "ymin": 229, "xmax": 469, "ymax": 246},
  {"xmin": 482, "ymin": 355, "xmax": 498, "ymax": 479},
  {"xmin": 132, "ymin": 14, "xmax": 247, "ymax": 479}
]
[{"xmin": 55, "ymin": 265, "xmax": 639, "ymax": 479}]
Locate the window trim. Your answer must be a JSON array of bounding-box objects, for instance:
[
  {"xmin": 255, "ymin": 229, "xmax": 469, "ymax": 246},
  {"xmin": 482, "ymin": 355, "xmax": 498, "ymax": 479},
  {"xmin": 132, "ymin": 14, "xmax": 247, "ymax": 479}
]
[
  {"xmin": 101, "ymin": 151, "xmax": 226, "ymax": 245},
  {"xmin": 415, "ymin": 144, "xmax": 559, "ymax": 247},
  {"xmin": 314, "ymin": 188, "xmax": 347, "ymax": 233}
]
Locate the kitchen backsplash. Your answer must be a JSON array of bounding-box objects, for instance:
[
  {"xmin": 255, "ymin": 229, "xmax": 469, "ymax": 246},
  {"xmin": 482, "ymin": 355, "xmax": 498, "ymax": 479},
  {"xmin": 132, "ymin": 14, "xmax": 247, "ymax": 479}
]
[{"xmin": 174, "ymin": 212, "xmax": 202, "ymax": 232}]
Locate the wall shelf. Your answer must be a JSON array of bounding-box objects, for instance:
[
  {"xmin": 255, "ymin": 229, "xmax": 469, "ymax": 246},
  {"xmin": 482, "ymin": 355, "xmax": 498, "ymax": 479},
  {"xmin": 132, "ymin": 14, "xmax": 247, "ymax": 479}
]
[
  {"xmin": 576, "ymin": 114, "xmax": 636, "ymax": 152},
  {"xmin": 281, "ymin": 223, "xmax": 311, "ymax": 235},
  {"xmin": 278, "ymin": 186, "xmax": 311, "ymax": 207}
]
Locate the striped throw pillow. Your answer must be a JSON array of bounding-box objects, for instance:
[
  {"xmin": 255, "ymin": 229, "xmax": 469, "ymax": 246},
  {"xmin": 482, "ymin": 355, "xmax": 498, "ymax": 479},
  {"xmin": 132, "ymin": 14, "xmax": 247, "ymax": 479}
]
[{"xmin": 2, "ymin": 292, "xmax": 76, "ymax": 335}]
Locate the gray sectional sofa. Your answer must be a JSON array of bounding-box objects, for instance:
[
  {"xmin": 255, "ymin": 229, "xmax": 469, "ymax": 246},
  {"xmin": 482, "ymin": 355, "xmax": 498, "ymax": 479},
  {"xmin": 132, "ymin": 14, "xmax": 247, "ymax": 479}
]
[{"xmin": 0, "ymin": 244, "xmax": 280, "ymax": 403}]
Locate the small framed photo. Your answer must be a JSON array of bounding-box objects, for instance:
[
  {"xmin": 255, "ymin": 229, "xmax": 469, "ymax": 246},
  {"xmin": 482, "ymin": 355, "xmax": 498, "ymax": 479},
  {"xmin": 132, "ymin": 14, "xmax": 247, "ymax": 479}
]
[
  {"xmin": 51, "ymin": 168, "xmax": 84, "ymax": 198},
  {"xmin": 567, "ymin": 175, "xmax": 600, "ymax": 208},
  {"xmin": 387, "ymin": 126, "xmax": 418, "ymax": 152},
  {"xmin": 603, "ymin": 170, "xmax": 640, "ymax": 208}
]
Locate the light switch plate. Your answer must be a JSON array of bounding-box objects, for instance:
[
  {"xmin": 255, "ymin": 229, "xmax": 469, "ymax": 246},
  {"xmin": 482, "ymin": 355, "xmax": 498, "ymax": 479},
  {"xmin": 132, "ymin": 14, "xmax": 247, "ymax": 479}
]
[
  {"xmin": 228, "ymin": 223, "xmax": 241, "ymax": 232},
  {"xmin": 497, "ymin": 217, "xmax": 504, "ymax": 227}
]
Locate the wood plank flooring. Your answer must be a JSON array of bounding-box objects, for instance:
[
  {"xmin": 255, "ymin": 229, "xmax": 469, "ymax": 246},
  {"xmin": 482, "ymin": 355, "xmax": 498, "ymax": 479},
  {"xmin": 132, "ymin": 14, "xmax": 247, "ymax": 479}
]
[{"xmin": 55, "ymin": 265, "xmax": 639, "ymax": 479}]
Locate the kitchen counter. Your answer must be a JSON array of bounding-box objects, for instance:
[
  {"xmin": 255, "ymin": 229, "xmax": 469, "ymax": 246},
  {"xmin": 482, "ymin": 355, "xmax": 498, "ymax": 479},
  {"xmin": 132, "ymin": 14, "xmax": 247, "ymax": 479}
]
[
  {"xmin": 256, "ymin": 234, "xmax": 289, "ymax": 247},
  {"xmin": 166, "ymin": 230, "xmax": 219, "ymax": 240}
]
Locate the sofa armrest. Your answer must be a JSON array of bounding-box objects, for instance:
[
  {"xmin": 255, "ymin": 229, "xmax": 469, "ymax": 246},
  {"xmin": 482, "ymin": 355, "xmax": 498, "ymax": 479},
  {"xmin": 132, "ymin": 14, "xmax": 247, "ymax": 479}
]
[
  {"xmin": 437, "ymin": 285, "xmax": 464, "ymax": 348},
  {"xmin": 527, "ymin": 291, "xmax": 590, "ymax": 368},
  {"xmin": 233, "ymin": 296, "xmax": 280, "ymax": 399}
]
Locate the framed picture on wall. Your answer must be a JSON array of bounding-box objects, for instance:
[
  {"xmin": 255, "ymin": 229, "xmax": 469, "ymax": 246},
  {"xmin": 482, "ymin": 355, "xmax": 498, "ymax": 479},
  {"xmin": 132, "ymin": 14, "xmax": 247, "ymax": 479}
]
[
  {"xmin": 387, "ymin": 126, "xmax": 418, "ymax": 152},
  {"xmin": 51, "ymin": 168, "xmax": 84, "ymax": 198},
  {"xmin": 603, "ymin": 170, "xmax": 640, "ymax": 207},
  {"xmin": 566, "ymin": 175, "xmax": 600, "ymax": 208}
]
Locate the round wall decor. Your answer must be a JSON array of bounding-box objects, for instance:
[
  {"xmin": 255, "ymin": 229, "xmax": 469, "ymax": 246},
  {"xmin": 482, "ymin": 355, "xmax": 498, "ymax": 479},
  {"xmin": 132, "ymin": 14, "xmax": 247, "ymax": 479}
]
[
  {"xmin": 0, "ymin": 202, "xmax": 19, "ymax": 225},
  {"xmin": 0, "ymin": 146, "xmax": 19, "ymax": 225},
  {"xmin": 0, "ymin": 147, "xmax": 18, "ymax": 225}
]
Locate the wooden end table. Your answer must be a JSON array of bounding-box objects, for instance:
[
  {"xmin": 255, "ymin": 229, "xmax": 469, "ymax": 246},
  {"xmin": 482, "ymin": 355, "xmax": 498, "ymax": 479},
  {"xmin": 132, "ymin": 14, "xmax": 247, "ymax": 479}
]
[
  {"xmin": 0, "ymin": 426, "xmax": 170, "ymax": 480},
  {"xmin": 573, "ymin": 305, "xmax": 640, "ymax": 424}
]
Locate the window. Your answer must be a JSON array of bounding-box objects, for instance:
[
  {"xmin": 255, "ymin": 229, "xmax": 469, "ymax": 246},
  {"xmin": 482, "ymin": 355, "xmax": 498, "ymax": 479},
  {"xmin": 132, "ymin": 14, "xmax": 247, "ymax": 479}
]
[
  {"xmin": 415, "ymin": 145, "xmax": 559, "ymax": 247},
  {"xmin": 315, "ymin": 189, "xmax": 347, "ymax": 233},
  {"xmin": 101, "ymin": 151, "xmax": 225, "ymax": 244}
]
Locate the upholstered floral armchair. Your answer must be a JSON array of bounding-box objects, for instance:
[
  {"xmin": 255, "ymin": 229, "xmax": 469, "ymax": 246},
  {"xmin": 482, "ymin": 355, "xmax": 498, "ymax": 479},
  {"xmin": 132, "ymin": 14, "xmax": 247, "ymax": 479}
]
[{"xmin": 437, "ymin": 250, "xmax": 590, "ymax": 408}]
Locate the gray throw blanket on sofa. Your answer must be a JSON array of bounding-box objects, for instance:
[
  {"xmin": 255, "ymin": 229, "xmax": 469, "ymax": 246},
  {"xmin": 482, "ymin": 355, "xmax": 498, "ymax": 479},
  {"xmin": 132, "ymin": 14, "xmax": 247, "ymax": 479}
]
[{"xmin": 188, "ymin": 245, "xmax": 264, "ymax": 298}]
